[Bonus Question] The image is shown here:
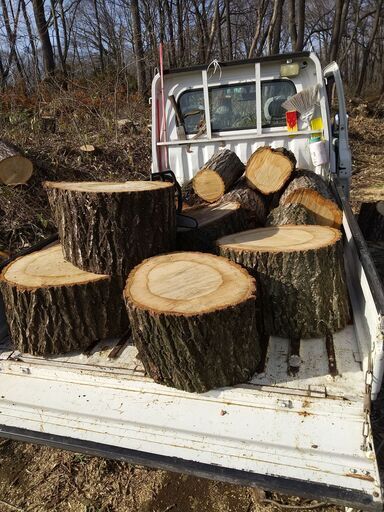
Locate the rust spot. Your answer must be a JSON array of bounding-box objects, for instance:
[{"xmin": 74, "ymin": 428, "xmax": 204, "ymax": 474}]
[
  {"xmin": 298, "ymin": 411, "xmax": 312, "ymax": 417},
  {"xmin": 302, "ymin": 399, "xmax": 311, "ymax": 408},
  {"xmin": 345, "ymin": 473, "xmax": 375, "ymax": 482}
]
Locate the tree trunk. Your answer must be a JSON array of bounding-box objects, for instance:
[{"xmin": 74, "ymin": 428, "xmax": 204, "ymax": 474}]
[
  {"xmin": 219, "ymin": 176, "xmax": 267, "ymax": 227},
  {"xmin": 288, "ymin": 0, "xmax": 298, "ymax": 50},
  {"xmin": 218, "ymin": 225, "xmax": 349, "ymax": 338},
  {"xmin": 245, "ymin": 146, "xmax": 296, "ymax": 195},
  {"xmin": 0, "ymin": 140, "xmax": 33, "ymax": 185},
  {"xmin": 44, "ymin": 181, "xmax": 176, "ymax": 278},
  {"xmin": 358, "ymin": 201, "xmax": 384, "ymax": 241},
  {"xmin": 279, "ymin": 169, "xmax": 342, "ymax": 227},
  {"xmin": 225, "ymin": 0, "xmax": 233, "ymax": 59},
  {"xmin": 266, "ymin": 203, "xmax": 316, "ymax": 226},
  {"xmin": 329, "ymin": 0, "xmax": 344, "ymax": 62},
  {"xmin": 177, "ymin": 201, "xmax": 249, "ymax": 252},
  {"xmin": 32, "ymin": 0, "xmax": 55, "ymax": 77},
  {"xmin": 355, "ymin": 0, "xmax": 383, "ymax": 96},
  {"xmin": 131, "ymin": 0, "xmax": 146, "ymax": 95},
  {"xmin": 193, "ymin": 149, "xmax": 245, "ymax": 203},
  {"xmin": 0, "ymin": 245, "xmax": 128, "ymax": 356},
  {"xmin": 125, "ymin": 252, "xmax": 261, "ymax": 393},
  {"xmin": 295, "ymin": 0, "xmax": 305, "ymax": 51}
]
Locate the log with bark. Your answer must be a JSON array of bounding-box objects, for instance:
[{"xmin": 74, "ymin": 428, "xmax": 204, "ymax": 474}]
[
  {"xmin": 192, "ymin": 149, "xmax": 245, "ymax": 203},
  {"xmin": 279, "ymin": 169, "xmax": 342, "ymax": 228},
  {"xmin": 266, "ymin": 203, "xmax": 316, "ymax": 226},
  {"xmin": 125, "ymin": 252, "xmax": 261, "ymax": 393},
  {"xmin": 177, "ymin": 201, "xmax": 249, "ymax": 252},
  {"xmin": 181, "ymin": 178, "xmax": 206, "ymax": 207},
  {"xmin": 0, "ymin": 244, "xmax": 128, "ymax": 356},
  {"xmin": 245, "ymin": 146, "xmax": 296, "ymax": 195},
  {"xmin": 0, "ymin": 140, "xmax": 33, "ymax": 185},
  {"xmin": 218, "ymin": 225, "xmax": 349, "ymax": 338},
  {"xmin": 219, "ymin": 176, "xmax": 267, "ymax": 227},
  {"xmin": 367, "ymin": 241, "xmax": 384, "ymax": 283},
  {"xmin": 358, "ymin": 201, "xmax": 384, "ymax": 241},
  {"xmin": 44, "ymin": 181, "xmax": 176, "ymax": 277}
]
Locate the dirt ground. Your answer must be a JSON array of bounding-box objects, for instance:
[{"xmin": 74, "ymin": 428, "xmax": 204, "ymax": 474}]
[{"xmin": 0, "ymin": 106, "xmax": 383, "ymax": 511}]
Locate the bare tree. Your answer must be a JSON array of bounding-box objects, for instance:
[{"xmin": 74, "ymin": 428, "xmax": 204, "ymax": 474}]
[{"xmin": 32, "ymin": 0, "xmax": 55, "ymax": 77}]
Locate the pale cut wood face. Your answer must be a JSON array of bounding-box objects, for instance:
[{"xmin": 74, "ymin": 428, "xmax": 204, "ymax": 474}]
[
  {"xmin": 218, "ymin": 225, "xmax": 341, "ymax": 253},
  {"xmin": 246, "ymin": 148, "xmax": 292, "ymax": 194},
  {"xmin": 126, "ymin": 252, "xmax": 255, "ymax": 315},
  {"xmin": 282, "ymin": 189, "xmax": 343, "ymax": 227},
  {"xmin": 193, "ymin": 170, "xmax": 225, "ymax": 202},
  {"xmin": 43, "ymin": 181, "xmax": 173, "ymax": 193},
  {"xmin": 3, "ymin": 245, "xmax": 107, "ymax": 288},
  {"xmin": 0, "ymin": 156, "xmax": 33, "ymax": 185}
]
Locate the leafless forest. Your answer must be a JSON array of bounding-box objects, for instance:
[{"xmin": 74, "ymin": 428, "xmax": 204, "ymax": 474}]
[{"xmin": 0, "ymin": 0, "xmax": 383, "ymax": 97}]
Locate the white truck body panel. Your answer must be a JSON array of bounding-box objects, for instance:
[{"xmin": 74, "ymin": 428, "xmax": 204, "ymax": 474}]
[{"xmin": 1, "ymin": 52, "xmax": 384, "ymax": 509}]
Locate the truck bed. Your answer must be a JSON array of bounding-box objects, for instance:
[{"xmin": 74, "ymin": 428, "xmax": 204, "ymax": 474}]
[{"xmin": 0, "ymin": 192, "xmax": 383, "ymax": 510}]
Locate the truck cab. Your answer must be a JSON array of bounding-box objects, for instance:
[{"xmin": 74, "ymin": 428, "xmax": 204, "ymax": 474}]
[{"xmin": 1, "ymin": 52, "xmax": 384, "ymax": 510}]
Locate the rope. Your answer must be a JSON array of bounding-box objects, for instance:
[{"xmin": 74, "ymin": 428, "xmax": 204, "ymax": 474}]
[{"xmin": 207, "ymin": 58, "xmax": 222, "ymax": 80}]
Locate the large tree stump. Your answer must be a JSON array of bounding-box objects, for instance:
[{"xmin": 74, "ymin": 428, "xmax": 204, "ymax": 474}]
[
  {"xmin": 367, "ymin": 241, "xmax": 384, "ymax": 283},
  {"xmin": 178, "ymin": 201, "xmax": 249, "ymax": 252},
  {"xmin": 219, "ymin": 176, "xmax": 267, "ymax": 227},
  {"xmin": 266, "ymin": 203, "xmax": 316, "ymax": 226},
  {"xmin": 193, "ymin": 149, "xmax": 245, "ymax": 203},
  {"xmin": 218, "ymin": 225, "xmax": 349, "ymax": 339},
  {"xmin": 0, "ymin": 245, "xmax": 128, "ymax": 356},
  {"xmin": 44, "ymin": 181, "xmax": 176, "ymax": 277},
  {"xmin": 124, "ymin": 252, "xmax": 261, "ymax": 393},
  {"xmin": 245, "ymin": 146, "xmax": 296, "ymax": 195},
  {"xmin": 0, "ymin": 140, "xmax": 33, "ymax": 185},
  {"xmin": 279, "ymin": 169, "xmax": 342, "ymax": 228},
  {"xmin": 358, "ymin": 201, "xmax": 384, "ymax": 241}
]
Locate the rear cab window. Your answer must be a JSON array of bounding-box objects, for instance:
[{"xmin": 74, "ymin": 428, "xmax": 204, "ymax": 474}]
[{"xmin": 178, "ymin": 80, "xmax": 296, "ymax": 134}]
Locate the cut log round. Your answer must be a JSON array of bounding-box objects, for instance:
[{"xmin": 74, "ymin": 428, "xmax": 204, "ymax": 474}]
[
  {"xmin": 0, "ymin": 245, "xmax": 128, "ymax": 356},
  {"xmin": 266, "ymin": 203, "xmax": 316, "ymax": 226},
  {"xmin": 358, "ymin": 201, "xmax": 384, "ymax": 241},
  {"xmin": 44, "ymin": 181, "xmax": 176, "ymax": 278},
  {"xmin": 181, "ymin": 178, "xmax": 207, "ymax": 207},
  {"xmin": 192, "ymin": 149, "xmax": 245, "ymax": 203},
  {"xmin": 79, "ymin": 144, "xmax": 96, "ymax": 153},
  {"xmin": 279, "ymin": 169, "xmax": 342, "ymax": 228},
  {"xmin": 125, "ymin": 252, "xmax": 261, "ymax": 393},
  {"xmin": 245, "ymin": 146, "xmax": 295, "ymax": 195},
  {"xmin": 219, "ymin": 176, "xmax": 266, "ymax": 227},
  {"xmin": 218, "ymin": 225, "xmax": 349, "ymax": 338},
  {"xmin": 177, "ymin": 201, "xmax": 249, "ymax": 252},
  {"xmin": 0, "ymin": 140, "xmax": 33, "ymax": 185}
]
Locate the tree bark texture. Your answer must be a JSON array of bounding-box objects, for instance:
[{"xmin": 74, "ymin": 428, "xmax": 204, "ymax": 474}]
[
  {"xmin": 358, "ymin": 201, "xmax": 384, "ymax": 241},
  {"xmin": 125, "ymin": 252, "xmax": 260, "ymax": 393},
  {"xmin": 219, "ymin": 176, "xmax": 267, "ymax": 228},
  {"xmin": 0, "ymin": 247, "xmax": 128, "ymax": 356},
  {"xmin": 218, "ymin": 227, "xmax": 349, "ymax": 338},
  {"xmin": 193, "ymin": 149, "xmax": 245, "ymax": 203},
  {"xmin": 266, "ymin": 203, "xmax": 316, "ymax": 226},
  {"xmin": 177, "ymin": 201, "xmax": 249, "ymax": 253},
  {"xmin": 32, "ymin": 0, "xmax": 55, "ymax": 77},
  {"xmin": 279, "ymin": 169, "xmax": 342, "ymax": 227},
  {"xmin": 45, "ymin": 182, "xmax": 176, "ymax": 278}
]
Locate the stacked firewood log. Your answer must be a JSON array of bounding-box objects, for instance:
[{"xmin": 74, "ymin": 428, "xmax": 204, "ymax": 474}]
[{"xmin": 0, "ymin": 145, "xmax": 350, "ymax": 395}]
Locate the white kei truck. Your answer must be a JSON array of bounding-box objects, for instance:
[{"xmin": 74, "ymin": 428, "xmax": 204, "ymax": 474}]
[{"xmin": 0, "ymin": 51, "xmax": 384, "ymax": 510}]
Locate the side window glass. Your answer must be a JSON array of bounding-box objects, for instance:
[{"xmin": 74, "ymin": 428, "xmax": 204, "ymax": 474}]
[
  {"xmin": 178, "ymin": 90, "xmax": 205, "ymax": 134},
  {"xmin": 261, "ymin": 81, "xmax": 296, "ymax": 127}
]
